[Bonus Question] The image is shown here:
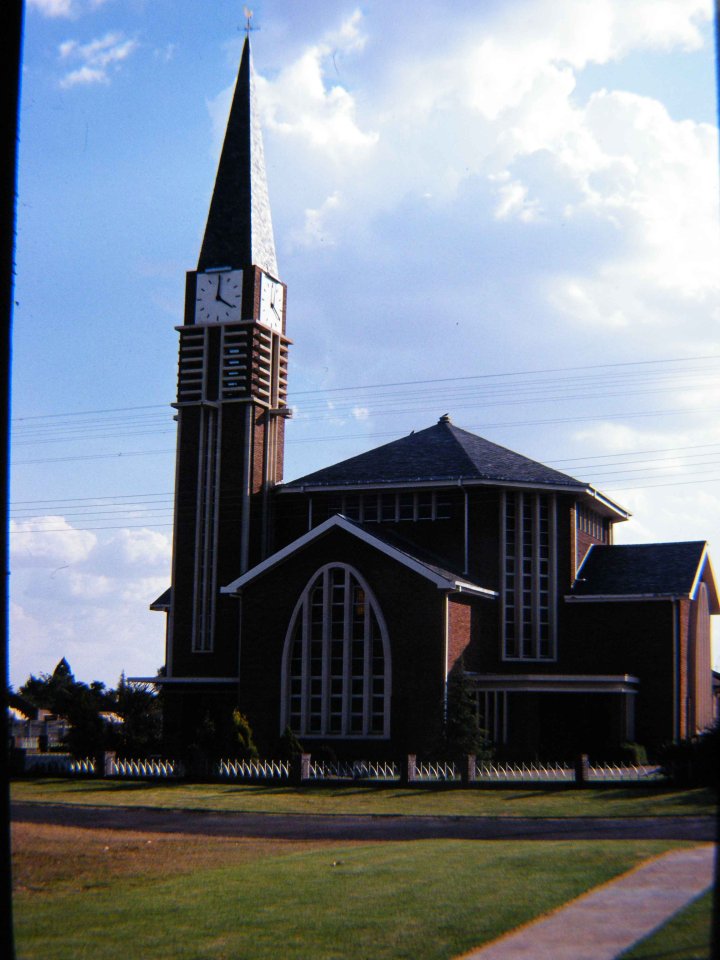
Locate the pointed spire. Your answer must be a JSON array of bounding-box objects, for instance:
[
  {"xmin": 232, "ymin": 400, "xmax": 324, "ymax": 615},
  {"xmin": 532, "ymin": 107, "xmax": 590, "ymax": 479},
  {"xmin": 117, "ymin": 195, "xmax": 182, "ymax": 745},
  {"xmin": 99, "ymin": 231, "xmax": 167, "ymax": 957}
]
[{"xmin": 198, "ymin": 37, "xmax": 278, "ymax": 277}]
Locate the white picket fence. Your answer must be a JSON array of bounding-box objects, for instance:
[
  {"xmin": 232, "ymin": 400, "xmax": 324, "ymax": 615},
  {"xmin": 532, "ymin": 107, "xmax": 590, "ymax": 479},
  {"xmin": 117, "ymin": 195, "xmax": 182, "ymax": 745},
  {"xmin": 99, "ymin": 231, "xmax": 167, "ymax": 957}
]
[
  {"xmin": 307, "ymin": 759, "xmax": 399, "ymax": 780},
  {"xmin": 413, "ymin": 760, "xmax": 459, "ymax": 781},
  {"xmin": 475, "ymin": 761, "xmax": 663, "ymax": 783},
  {"xmin": 69, "ymin": 757, "xmax": 97, "ymax": 775},
  {"xmin": 587, "ymin": 763, "xmax": 663, "ymax": 782},
  {"xmin": 22, "ymin": 753, "xmax": 78, "ymax": 775},
  {"xmin": 24, "ymin": 752, "xmax": 666, "ymax": 785},
  {"xmin": 476, "ymin": 761, "xmax": 573, "ymax": 782},
  {"xmin": 110, "ymin": 757, "xmax": 179, "ymax": 778},
  {"xmin": 216, "ymin": 758, "xmax": 290, "ymax": 779}
]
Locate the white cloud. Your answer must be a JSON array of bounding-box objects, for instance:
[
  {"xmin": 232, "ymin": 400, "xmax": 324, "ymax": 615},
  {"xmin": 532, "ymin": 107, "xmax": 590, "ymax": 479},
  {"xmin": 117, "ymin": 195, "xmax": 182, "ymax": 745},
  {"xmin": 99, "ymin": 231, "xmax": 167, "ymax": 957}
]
[
  {"xmin": 257, "ymin": 11, "xmax": 378, "ymax": 159},
  {"xmin": 29, "ymin": 0, "xmax": 113, "ymax": 17},
  {"xmin": 9, "ymin": 519, "xmax": 170, "ymax": 687},
  {"xmin": 58, "ymin": 31, "xmax": 138, "ymax": 88},
  {"xmin": 291, "ymin": 191, "xmax": 342, "ymax": 248},
  {"xmin": 28, "ymin": 0, "xmax": 75, "ymax": 16},
  {"xmin": 10, "ymin": 516, "xmax": 96, "ymax": 566}
]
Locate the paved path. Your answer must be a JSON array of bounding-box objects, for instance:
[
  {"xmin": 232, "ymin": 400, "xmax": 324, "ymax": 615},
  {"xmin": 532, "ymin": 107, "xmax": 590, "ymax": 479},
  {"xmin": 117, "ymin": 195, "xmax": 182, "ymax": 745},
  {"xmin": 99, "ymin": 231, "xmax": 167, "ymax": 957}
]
[
  {"xmin": 457, "ymin": 844, "xmax": 716, "ymax": 960},
  {"xmin": 11, "ymin": 801, "xmax": 717, "ymax": 841}
]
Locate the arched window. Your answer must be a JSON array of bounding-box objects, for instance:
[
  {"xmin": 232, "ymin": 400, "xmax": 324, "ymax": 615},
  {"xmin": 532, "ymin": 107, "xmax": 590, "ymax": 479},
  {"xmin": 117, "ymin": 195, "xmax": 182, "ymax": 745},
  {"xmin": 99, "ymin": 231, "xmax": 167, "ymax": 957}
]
[
  {"xmin": 688, "ymin": 580, "xmax": 713, "ymax": 734},
  {"xmin": 281, "ymin": 564, "xmax": 390, "ymax": 738}
]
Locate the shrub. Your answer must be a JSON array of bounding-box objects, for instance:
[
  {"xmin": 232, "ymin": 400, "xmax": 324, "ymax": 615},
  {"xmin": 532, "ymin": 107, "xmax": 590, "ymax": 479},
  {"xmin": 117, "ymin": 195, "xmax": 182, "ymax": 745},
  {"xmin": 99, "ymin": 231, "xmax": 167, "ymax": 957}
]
[
  {"xmin": 616, "ymin": 742, "xmax": 648, "ymax": 765},
  {"xmin": 232, "ymin": 709, "xmax": 259, "ymax": 760},
  {"xmin": 658, "ymin": 721, "xmax": 720, "ymax": 787},
  {"xmin": 276, "ymin": 725, "xmax": 304, "ymax": 759}
]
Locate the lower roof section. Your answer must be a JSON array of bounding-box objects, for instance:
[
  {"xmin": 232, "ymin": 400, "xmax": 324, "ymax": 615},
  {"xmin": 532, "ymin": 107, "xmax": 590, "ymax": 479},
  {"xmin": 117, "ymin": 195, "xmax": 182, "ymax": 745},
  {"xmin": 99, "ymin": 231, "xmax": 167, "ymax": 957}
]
[{"xmin": 466, "ymin": 673, "xmax": 639, "ymax": 694}]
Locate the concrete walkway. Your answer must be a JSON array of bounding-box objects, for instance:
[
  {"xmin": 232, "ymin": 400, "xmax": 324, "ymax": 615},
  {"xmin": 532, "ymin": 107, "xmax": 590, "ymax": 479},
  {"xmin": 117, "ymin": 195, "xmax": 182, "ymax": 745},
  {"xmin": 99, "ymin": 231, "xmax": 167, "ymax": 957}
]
[{"xmin": 458, "ymin": 844, "xmax": 716, "ymax": 959}]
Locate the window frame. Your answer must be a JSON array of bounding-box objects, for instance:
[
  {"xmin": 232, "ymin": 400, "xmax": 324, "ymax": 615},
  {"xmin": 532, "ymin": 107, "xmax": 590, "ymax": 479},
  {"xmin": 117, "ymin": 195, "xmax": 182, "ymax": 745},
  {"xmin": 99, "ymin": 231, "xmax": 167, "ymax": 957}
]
[
  {"xmin": 500, "ymin": 490, "xmax": 558, "ymax": 662},
  {"xmin": 280, "ymin": 563, "xmax": 391, "ymax": 739}
]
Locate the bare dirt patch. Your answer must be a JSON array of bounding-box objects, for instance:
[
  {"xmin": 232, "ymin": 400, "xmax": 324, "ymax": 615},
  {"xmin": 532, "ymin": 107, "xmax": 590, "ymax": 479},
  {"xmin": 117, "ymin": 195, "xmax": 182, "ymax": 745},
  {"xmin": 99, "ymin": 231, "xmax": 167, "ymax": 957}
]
[{"xmin": 12, "ymin": 822, "xmax": 355, "ymax": 896}]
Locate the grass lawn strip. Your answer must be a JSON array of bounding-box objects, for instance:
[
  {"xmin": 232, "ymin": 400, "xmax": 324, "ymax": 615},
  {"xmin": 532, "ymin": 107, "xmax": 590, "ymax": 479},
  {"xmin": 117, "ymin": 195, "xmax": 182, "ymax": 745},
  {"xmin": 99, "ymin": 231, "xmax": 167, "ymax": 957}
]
[
  {"xmin": 12, "ymin": 822, "xmax": 354, "ymax": 893},
  {"xmin": 11, "ymin": 778, "xmax": 717, "ymax": 818},
  {"xmin": 618, "ymin": 890, "xmax": 712, "ymax": 960},
  {"xmin": 13, "ymin": 825, "xmax": 685, "ymax": 960}
]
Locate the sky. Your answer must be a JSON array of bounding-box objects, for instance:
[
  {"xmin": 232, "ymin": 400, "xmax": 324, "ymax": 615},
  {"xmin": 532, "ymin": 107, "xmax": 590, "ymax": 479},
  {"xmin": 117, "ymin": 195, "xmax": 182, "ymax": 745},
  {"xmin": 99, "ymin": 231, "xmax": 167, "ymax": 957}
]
[{"xmin": 11, "ymin": 0, "xmax": 720, "ymax": 689}]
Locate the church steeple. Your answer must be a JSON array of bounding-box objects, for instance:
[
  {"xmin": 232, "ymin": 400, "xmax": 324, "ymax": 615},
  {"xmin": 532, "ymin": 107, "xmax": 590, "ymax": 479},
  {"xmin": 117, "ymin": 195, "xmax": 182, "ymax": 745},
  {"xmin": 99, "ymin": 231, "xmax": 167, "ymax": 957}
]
[{"xmin": 198, "ymin": 37, "xmax": 278, "ymax": 278}]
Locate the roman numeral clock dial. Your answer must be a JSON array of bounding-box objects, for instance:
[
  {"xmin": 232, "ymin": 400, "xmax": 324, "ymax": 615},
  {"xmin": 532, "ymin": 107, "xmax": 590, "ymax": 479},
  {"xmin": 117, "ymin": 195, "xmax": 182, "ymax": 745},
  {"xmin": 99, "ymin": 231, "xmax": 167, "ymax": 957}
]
[{"xmin": 195, "ymin": 269, "xmax": 243, "ymax": 323}]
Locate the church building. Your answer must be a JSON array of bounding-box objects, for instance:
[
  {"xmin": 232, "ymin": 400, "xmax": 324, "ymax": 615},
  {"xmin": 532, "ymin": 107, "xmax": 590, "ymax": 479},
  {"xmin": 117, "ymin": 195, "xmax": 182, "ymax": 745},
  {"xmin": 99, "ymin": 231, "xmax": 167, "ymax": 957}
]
[{"xmin": 144, "ymin": 38, "xmax": 718, "ymax": 761}]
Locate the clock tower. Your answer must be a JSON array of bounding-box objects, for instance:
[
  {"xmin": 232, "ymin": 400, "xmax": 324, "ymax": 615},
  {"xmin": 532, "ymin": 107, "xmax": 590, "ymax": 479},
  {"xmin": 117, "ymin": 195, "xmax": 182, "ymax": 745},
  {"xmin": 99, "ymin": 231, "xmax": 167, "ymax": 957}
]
[{"xmin": 166, "ymin": 36, "xmax": 289, "ymax": 681}]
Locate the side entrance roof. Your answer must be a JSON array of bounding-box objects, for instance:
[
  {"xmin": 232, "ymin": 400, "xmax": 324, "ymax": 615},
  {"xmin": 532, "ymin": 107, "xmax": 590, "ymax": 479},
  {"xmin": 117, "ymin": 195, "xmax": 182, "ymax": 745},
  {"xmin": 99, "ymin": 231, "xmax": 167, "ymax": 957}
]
[{"xmin": 567, "ymin": 541, "xmax": 719, "ymax": 611}]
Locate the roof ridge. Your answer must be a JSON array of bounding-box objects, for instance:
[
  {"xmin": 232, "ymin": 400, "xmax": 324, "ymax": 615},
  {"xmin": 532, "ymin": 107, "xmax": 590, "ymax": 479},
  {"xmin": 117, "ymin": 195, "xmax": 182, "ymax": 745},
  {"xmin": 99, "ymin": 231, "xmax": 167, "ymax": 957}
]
[
  {"xmin": 284, "ymin": 419, "xmax": 590, "ymax": 491},
  {"xmin": 445, "ymin": 421, "xmax": 582, "ymax": 485}
]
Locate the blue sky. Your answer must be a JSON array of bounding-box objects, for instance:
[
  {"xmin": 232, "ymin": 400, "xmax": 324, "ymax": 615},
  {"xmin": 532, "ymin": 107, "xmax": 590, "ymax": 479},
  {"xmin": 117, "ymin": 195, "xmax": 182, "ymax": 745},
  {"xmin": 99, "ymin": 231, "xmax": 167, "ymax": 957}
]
[{"xmin": 11, "ymin": 0, "xmax": 720, "ymax": 687}]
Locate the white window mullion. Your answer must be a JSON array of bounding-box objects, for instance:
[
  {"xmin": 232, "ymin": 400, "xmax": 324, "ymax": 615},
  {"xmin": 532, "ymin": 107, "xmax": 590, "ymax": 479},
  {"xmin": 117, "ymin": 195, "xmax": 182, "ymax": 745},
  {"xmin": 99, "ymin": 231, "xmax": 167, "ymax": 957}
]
[
  {"xmin": 300, "ymin": 592, "xmax": 311, "ymax": 735},
  {"xmin": 515, "ymin": 492, "xmax": 524, "ymax": 656},
  {"xmin": 362, "ymin": 593, "xmax": 371, "ymax": 735},
  {"xmin": 341, "ymin": 569, "xmax": 351, "ymax": 737},
  {"xmin": 532, "ymin": 494, "xmax": 540, "ymax": 659},
  {"xmin": 549, "ymin": 495, "xmax": 557, "ymax": 660},
  {"xmin": 321, "ymin": 569, "xmax": 331, "ymax": 735}
]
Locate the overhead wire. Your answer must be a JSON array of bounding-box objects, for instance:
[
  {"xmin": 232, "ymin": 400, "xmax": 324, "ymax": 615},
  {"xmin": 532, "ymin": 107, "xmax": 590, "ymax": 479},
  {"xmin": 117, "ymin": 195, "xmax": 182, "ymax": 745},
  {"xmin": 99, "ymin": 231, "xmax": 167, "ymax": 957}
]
[{"xmin": 10, "ymin": 355, "xmax": 719, "ymax": 531}]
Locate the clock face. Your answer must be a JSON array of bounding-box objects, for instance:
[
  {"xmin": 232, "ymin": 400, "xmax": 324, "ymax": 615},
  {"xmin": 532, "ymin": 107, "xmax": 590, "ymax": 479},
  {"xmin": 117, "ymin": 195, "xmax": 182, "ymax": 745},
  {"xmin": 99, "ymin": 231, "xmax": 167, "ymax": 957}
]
[
  {"xmin": 259, "ymin": 273, "xmax": 284, "ymax": 333},
  {"xmin": 195, "ymin": 269, "xmax": 243, "ymax": 323}
]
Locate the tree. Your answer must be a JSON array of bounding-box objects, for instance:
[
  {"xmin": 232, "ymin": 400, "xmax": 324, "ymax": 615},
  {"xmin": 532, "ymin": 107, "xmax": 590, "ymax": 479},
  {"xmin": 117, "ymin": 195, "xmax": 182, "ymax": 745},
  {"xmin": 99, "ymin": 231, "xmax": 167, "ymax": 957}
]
[
  {"xmin": 232, "ymin": 709, "xmax": 259, "ymax": 760},
  {"xmin": 112, "ymin": 673, "xmax": 162, "ymax": 758},
  {"xmin": 443, "ymin": 662, "xmax": 493, "ymax": 761},
  {"xmin": 277, "ymin": 725, "xmax": 304, "ymax": 760},
  {"xmin": 18, "ymin": 659, "xmax": 161, "ymax": 759}
]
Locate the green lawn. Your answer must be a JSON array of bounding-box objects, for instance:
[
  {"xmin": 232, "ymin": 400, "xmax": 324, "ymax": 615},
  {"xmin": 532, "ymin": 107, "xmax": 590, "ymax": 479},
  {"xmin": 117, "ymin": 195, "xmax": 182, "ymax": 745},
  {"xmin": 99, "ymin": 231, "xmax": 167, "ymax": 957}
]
[
  {"xmin": 619, "ymin": 891, "xmax": 713, "ymax": 960},
  {"xmin": 14, "ymin": 837, "xmax": 685, "ymax": 960},
  {"xmin": 11, "ymin": 777, "xmax": 717, "ymax": 818}
]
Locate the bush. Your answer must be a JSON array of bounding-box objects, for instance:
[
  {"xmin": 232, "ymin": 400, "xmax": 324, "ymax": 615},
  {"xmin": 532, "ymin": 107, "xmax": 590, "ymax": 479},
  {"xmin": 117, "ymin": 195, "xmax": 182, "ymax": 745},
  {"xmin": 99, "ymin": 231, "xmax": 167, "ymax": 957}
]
[
  {"xmin": 232, "ymin": 709, "xmax": 259, "ymax": 760},
  {"xmin": 658, "ymin": 721, "xmax": 720, "ymax": 787},
  {"xmin": 443, "ymin": 664, "xmax": 493, "ymax": 762},
  {"xmin": 276, "ymin": 725, "xmax": 304, "ymax": 760},
  {"xmin": 616, "ymin": 742, "xmax": 648, "ymax": 765}
]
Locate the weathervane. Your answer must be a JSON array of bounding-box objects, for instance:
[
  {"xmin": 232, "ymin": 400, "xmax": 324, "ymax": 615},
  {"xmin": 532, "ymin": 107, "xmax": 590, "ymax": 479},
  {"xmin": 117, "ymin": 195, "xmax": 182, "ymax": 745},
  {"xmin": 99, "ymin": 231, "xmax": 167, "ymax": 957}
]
[{"xmin": 243, "ymin": 6, "xmax": 256, "ymax": 38}]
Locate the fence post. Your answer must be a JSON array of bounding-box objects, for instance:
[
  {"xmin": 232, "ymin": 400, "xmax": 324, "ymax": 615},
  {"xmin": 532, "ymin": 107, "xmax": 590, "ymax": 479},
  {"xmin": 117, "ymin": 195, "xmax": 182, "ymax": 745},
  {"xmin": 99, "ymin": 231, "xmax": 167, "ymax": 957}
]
[
  {"xmin": 574, "ymin": 753, "xmax": 590, "ymax": 786},
  {"xmin": 291, "ymin": 753, "xmax": 311, "ymax": 786},
  {"xmin": 99, "ymin": 750, "xmax": 116, "ymax": 778},
  {"xmin": 462, "ymin": 754, "xmax": 476, "ymax": 787},
  {"xmin": 401, "ymin": 754, "xmax": 417, "ymax": 786}
]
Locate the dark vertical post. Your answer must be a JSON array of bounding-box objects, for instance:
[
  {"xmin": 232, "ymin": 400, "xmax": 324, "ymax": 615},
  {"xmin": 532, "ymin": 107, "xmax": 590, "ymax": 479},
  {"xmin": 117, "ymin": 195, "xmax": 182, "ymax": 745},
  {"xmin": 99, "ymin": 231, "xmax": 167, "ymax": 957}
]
[
  {"xmin": 462, "ymin": 754, "xmax": 476, "ymax": 787},
  {"xmin": 574, "ymin": 753, "xmax": 590, "ymax": 786},
  {"xmin": 0, "ymin": 4, "xmax": 22, "ymax": 958}
]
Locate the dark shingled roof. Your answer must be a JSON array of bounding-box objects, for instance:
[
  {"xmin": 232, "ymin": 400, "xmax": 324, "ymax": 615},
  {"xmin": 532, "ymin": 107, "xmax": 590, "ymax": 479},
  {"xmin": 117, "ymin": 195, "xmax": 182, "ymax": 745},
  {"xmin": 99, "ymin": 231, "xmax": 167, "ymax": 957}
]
[
  {"xmin": 571, "ymin": 541, "xmax": 708, "ymax": 598},
  {"xmin": 285, "ymin": 419, "xmax": 586, "ymax": 489}
]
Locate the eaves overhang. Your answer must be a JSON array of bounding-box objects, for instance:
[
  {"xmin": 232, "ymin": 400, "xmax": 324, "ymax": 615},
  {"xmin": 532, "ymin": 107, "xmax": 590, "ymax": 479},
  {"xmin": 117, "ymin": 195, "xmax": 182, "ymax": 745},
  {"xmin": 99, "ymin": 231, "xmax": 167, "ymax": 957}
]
[
  {"xmin": 280, "ymin": 477, "xmax": 596, "ymax": 497},
  {"xmin": 465, "ymin": 672, "xmax": 640, "ymax": 694},
  {"xmin": 580, "ymin": 486, "xmax": 631, "ymax": 522},
  {"xmin": 565, "ymin": 593, "xmax": 693, "ymax": 604}
]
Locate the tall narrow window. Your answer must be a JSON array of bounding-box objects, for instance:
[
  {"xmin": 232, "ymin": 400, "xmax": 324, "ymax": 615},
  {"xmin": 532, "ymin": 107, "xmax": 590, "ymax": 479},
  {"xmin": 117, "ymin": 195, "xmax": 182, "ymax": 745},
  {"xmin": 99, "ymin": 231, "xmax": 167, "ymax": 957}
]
[
  {"xmin": 282, "ymin": 564, "xmax": 390, "ymax": 737},
  {"xmin": 501, "ymin": 491, "xmax": 557, "ymax": 660},
  {"xmin": 192, "ymin": 407, "xmax": 220, "ymax": 652}
]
